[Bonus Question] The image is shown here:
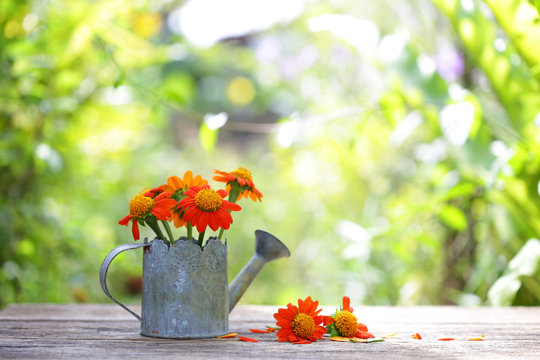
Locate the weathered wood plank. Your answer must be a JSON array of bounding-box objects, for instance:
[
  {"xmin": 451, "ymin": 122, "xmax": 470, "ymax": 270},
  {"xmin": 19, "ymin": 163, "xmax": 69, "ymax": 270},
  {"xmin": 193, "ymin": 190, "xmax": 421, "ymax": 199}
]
[{"xmin": 0, "ymin": 304, "xmax": 539, "ymax": 359}]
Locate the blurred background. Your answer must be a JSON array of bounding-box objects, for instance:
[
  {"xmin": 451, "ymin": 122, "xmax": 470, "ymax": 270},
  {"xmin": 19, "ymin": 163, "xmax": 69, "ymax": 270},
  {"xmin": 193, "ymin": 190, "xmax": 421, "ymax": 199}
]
[{"xmin": 1, "ymin": 0, "xmax": 540, "ymax": 309}]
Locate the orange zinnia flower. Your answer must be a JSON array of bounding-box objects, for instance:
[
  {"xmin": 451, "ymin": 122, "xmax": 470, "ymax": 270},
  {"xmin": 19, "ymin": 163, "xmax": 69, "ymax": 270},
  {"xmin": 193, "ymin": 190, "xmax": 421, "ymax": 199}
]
[
  {"xmin": 177, "ymin": 185, "xmax": 241, "ymax": 233},
  {"xmin": 326, "ymin": 296, "xmax": 374, "ymax": 339},
  {"xmin": 213, "ymin": 167, "xmax": 263, "ymax": 202},
  {"xmin": 161, "ymin": 171, "xmax": 208, "ymax": 197},
  {"xmin": 159, "ymin": 170, "xmax": 208, "ymax": 228},
  {"xmin": 159, "ymin": 171, "xmax": 208, "ymax": 228},
  {"xmin": 273, "ymin": 296, "xmax": 327, "ymax": 343},
  {"xmin": 118, "ymin": 191, "xmax": 176, "ymax": 240}
]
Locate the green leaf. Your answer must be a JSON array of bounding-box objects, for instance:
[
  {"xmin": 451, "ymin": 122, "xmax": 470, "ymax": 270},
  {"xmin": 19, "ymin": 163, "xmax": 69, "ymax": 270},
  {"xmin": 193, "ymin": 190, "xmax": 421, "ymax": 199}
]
[
  {"xmin": 509, "ymin": 238, "xmax": 540, "ymax": 276},
  {"xmin": 365, "ymin": 338, "xmax": 385, "ymax": 343},
  {"xmin": 380, "ymin": 91, "xmax": 406, "ymax": 126},
  {"xmin": 487, "ymin": 273, "xmax": 521, "ymax": 306},
  {"xmin": 441, "ymin": 183, "xmax": 476, "ymax": 201},
  {"xmin": 328, "ymin": 326, "xmax": 340, "ymax": 337},
  {"xmin": 198, "ymin": 123, "xmax": 218, "ymax": 152},
  {"xmin": 439, "ymin": 204, "xmax": 468, "ymax": 231},
  {"xmin": 160, "ymin": 72, "xmax": 195, "ymax": 105},
  {"xmin": 485, "ymin": 0, "xmax": 540, "ymax": 67}
]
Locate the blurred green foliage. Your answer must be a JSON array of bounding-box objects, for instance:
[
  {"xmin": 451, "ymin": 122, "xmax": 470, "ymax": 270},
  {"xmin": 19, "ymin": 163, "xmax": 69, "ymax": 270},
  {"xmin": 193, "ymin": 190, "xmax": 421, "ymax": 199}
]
[{"xmin": 1, "ymin": 0, "xmax": 540, "ymax": 308}]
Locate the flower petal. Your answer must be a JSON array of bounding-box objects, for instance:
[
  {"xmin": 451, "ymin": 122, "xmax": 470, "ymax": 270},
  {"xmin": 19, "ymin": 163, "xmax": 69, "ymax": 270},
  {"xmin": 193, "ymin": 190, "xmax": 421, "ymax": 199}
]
[
  {"xmin": 287, "ymin": 303, "xmax": 299, "ymax": 314},
  {"xmin": 276, "ymin": 308, "xmax": 295, "ymax": 321},
  {"xmin": 119, "ymin": 215, "xmax": 131, "ymax": 225},
  {"xmin": 238, "ymin": 336, "xmax": 258, "ymax": 343},
  {"xmin": 288, "ymin": 334, "xmax": 300, "ymax": 343},
  {"xmin": 314, "ymin": 325, "xmax": 327, "ymax": 337},
  {"xmin": 276, "ymin": 321, "xmax": 292, "ymax": 329},
  {"xmin": 323, "ymin": 316, "xmax": 335, "ymax": 326},
  {"xmin": 151, "ymin": 206, "xmax": 171, "ymax": 221},
  {"xmin": 183, "ymin": 170, "xmax": 193, "ymax": 186},
  {"xmin": 308, "ymin": 299, "xmax": 319, "ymax": 315},
  {"xmin": 355, "ymin": 331, "xmax": 375, "ymax": 339},
  {"xmin": 168, "ymin": 175, "xmax": 183, "ymax": 190},
  {"xmin": 132, "ymin": 221, "xmax": 140, "ymax": 241},
  {"xmin": 217, "ymin": 332, "xmax": 238, "ymax": 338},
  {"xmin": 276, "ymin": 328, "xmax": 292, "ymax": 338},
  {"xmin": 293, "ymin": 340, "xmax": 312, "ymax": 344},
  {"xmin": 155, "ymin": 198, "xmax": 177, "ymax": 210},
  {"xmin": 343, "ymin": 296, "xmax": 351, "ymax": 312},
  {"xmin": 154, "ymin": 191, "xmax": 172, "ymax": 201},
  {"xmin": 223, "ymin": 200, "xmax": 241, "ymax": 211},
  {"xmin": 208, "ymin": 212, "xmax": 219, "ymax": 231}
]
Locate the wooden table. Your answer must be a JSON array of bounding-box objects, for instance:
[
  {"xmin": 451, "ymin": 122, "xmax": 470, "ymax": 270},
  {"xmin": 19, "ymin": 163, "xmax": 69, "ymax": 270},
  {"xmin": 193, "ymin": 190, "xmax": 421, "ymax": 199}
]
[{"xmin": 1, "ymin": 304, "xmax": 539, "ymax": 359}]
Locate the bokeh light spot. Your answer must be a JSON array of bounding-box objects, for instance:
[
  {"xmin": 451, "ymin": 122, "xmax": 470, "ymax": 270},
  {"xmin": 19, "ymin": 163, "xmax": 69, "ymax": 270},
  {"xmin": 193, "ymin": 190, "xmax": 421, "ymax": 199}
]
[{"xmin": 226, "ymin": 77, "xmax": 255, "ymax": 106}]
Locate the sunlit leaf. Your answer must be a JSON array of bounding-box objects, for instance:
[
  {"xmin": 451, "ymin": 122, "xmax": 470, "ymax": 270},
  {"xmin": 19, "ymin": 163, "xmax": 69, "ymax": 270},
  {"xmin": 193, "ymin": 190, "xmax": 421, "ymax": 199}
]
[
  {"xmin": 439, "ymin": 205, "xmax": 468, "ymax": 231},
  {"xmin": 509, "ymin": 238, "xmax": 540, "ymax": 276},
  {"xmin": 485, "ymin": 0, "xmax": 540, "ymax": 67},
  {"xmin": 198, "ymin": 122, "xmax": 218, "ymax": 152},
  {"xmin": 441, "ymin": 183, "xmax": 476, "ymax": 201},
  {"xmin": 487, "ymin": 273, "xmax": 521, "ymax": 306}
]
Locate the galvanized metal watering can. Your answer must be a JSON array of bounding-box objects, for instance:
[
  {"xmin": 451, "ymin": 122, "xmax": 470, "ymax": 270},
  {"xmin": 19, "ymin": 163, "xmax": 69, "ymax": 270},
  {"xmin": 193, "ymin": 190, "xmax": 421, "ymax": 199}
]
[{"xmin": 100, "ymin": 230, "xmax": 290, "ymax": 339}]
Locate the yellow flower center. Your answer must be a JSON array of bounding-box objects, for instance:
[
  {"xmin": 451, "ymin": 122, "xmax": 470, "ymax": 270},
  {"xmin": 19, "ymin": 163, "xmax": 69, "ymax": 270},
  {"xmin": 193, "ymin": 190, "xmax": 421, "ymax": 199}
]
[
  {"xmin": 334, "ymin": 310, "xmax": 358, "ymax": 337},
  {"xmin": 129, "ymin": 194, "xmax": 154, "ymax": 220},
  {"xmin": 231, "ymin": 167, "xmax": 252, "ymax": 181},
  {"xmin": 292, "ymin": 313, "xmax": 315, "ymax": 339},
  {"xmin": 194, "ymin": 188, "xmax": 222, "ymax": 211}
]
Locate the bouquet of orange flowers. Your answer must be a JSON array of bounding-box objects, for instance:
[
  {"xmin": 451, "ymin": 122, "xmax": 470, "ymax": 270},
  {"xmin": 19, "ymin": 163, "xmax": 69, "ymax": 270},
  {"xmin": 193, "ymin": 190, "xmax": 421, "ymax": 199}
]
[{"xmin": 118, "ymin": 167, "xmax": 262, "ymax": 248}]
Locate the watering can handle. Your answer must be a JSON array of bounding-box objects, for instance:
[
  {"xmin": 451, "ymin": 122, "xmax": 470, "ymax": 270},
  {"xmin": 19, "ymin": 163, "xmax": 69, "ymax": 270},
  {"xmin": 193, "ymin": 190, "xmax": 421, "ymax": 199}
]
[{"xmin": 99, "ymin": 243, "xmax": 150, "ymax": 321}]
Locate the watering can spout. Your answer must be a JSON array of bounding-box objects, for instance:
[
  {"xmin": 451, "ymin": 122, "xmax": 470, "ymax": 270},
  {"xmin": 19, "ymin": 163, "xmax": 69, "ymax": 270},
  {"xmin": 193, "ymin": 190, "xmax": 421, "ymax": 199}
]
[{"xmin": 228, "ymin": 230, "xmax": 290, "ymax": 312}]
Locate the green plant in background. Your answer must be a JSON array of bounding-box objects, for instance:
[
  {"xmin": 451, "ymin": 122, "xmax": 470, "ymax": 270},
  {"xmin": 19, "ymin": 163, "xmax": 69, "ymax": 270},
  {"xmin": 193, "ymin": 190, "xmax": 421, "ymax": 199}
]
[{"xmin": 1, "ymin": 0, "xmax": 539, "ymax": 308}]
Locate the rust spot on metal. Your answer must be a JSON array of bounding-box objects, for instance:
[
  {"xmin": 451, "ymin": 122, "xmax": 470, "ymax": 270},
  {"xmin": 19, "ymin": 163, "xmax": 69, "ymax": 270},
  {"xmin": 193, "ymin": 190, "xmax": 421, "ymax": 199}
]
[
  {"xmin": 152, "ymin": 329, "xmax": 160, "ymax": 335},
  {"xmin": 144, "ymin": 246, "xmax": 152, "ymax": 254}
]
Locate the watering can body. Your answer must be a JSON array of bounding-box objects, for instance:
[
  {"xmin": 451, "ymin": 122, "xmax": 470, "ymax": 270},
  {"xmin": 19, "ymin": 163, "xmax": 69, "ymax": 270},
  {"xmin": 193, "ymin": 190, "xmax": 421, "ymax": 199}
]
[{"xmin": 100, "ymin": 230, "xmax": 289, "ymax": 339}]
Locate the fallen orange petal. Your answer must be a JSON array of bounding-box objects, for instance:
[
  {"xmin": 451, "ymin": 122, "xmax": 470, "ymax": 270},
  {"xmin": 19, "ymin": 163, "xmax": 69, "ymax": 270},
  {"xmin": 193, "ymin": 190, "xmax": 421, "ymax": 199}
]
[
  {"xmin": 330, "ymin": 336, "xmax": 351, "ymax": 342},
  {"xmin": 266, "ymin": 326, "xmax": 277, "ymax": 332},
  {"xmin": 411, "ymin": 333, "xmax": 422, "ymax": 340},
  {"xmin": 238, "ymin": 336, "xmax": 258, "ymax": 342},
  {"xmin": 356, "ymin": 331, "xmax": 375, "ymax": 339},
  {"xmin": 249, "ymin": 328, "xmax": 272, "ymax": 333},
  {"xmin": 382, "ymin": 333, "xmax": 399, "ymax": 339},
  {"xmin": 468, "ymin": 338, "xmax": 484, "ymax": 341},
  {"xmin": 438, "ymin": 338, "xmax": 455, "ymax": 341},
  {"xmin": 293, "ymin": 340, "xmax": 312, "ymax": 344},
  {"xmin": 358, "ymin": 323, "xmax": 368, "ymax": 332},
  {"xmin": 350, "ymin": 337, "xmax": 368, "ymax": 343},
  {"xmin": 217, "ymin": 332, "xmax": 238, "ymax": 338}
]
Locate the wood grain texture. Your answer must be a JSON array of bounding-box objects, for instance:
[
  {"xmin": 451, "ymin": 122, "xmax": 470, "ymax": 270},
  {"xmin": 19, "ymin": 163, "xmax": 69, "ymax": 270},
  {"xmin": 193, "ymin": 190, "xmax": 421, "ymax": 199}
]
[{"xmin": 1, "ymin": 304, "xmax": 539, "ymax": 359}]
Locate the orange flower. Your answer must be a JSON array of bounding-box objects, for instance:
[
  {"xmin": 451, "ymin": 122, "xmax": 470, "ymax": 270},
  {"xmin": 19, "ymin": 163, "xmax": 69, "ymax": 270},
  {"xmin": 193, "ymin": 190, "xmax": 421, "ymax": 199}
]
[
  {"xmin": 273, "ymin": 296, "xmax": 327, "ymax": 343},
  {"xmin": 213, "ymin": 167, "xmax": 263, "ymax": 202},
  {"xmin": 161, "ymin": 171, "xmax": 208, "ymax": 196},
  {"xmin": 326, "ymin": 296, "xmax": 374, "ymax": 339},
  {"xmin": 118, "ymin": 191, "xmax": 176, "ymax": 240},
  {"xmin": 177, "ymin": 185, "xmax": 241, "ymax": 233},
  {"xmin": 160, "ymin": 171, "xmax": 208, "ymax": 228}
]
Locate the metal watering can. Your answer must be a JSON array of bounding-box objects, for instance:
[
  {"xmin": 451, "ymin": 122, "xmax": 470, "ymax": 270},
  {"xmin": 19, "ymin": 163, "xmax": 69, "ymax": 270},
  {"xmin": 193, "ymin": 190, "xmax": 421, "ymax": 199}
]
[{"xmin": 99, "ymin": 230, "xmax": 290, "ymax": 339}]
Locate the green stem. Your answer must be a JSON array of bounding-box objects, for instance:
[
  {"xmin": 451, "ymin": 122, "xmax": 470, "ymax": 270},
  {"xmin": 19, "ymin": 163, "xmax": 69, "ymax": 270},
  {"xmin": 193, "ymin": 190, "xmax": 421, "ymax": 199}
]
[
  {"xmin": 187, "ymin": 223, "xmax": 193, "ymax": 242},
  {"xmin": 161, "ymin": 220, "xmax": 175, "ymax": 245},
  {"xmin": 228, "ymin": 186, "xmax": 241, "ymax": 204},
  {"xmin": 198, "ymin": 230, "xmax": 206, "ymax": 248},
  {"xmin": 218, "ymin": 184, "xmax": 241, "ymax": 240},
  {"xmin": 146, "ymin": 219, "xmax": 169, "ymax": 247}
]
